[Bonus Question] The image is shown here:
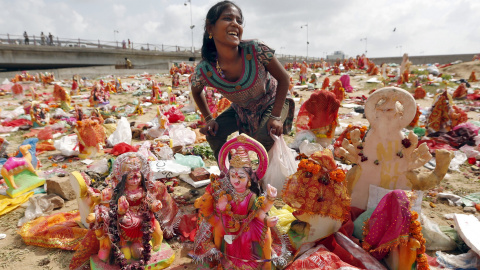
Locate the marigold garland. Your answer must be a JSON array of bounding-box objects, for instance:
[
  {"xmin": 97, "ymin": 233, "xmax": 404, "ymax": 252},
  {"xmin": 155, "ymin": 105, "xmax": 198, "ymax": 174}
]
[
  {"xmin": 409, "ymin": 211, "xmax": 430, "ymax": 270},
  {"xmin": 298, "ymin": 159, "xmax": 321, "ymax": 174},
  {"xmin": 328, "ymin": 168, "xmax": 346, "ymax": 182}
]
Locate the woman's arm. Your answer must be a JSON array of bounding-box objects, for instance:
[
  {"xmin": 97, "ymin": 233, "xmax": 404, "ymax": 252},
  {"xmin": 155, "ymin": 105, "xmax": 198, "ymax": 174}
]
[
  {"xmin": 191, "ymin": 84, "xmax": 218, "ymax": 136},
  {"xmin": 266, "ymin": 56, "xmax": 290, "ymax": 136}
]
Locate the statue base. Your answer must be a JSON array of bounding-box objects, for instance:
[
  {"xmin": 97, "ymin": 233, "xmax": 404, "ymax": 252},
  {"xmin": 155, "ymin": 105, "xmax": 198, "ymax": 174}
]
[
  {"xmin": 90, "ymin": 242, "xmax": 175, "ymax": 270},
  {"xmin": 7, "ymin": 170, "xmax": 45, "ymax": 198}
]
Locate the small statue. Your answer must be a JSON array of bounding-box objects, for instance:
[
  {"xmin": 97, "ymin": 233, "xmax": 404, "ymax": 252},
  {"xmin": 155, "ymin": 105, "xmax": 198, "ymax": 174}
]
[
  {"xmin": 70, "ymin": 153, "xmax": 174, "ymax": 270},
  {"xmin": 150, "ymin": 80, "xmax": 163, "ymax": 104},
  {"xmin": 74, "ymin": 119, "xmax": 106, "ymax": 159},
  {"xmin": 296, "ymin": 90, "xmax": 340, "ymax": 146},
  {"xmin": 282, "ymin": 149, "xmax": 350, "ymax": 245},
  {"xmin": 172, "ymin": 72, "xmax": 180, "ymax": 88},
  {"xmin": 469, "ymin": 71, "xmax": 478, "ymax": 82},
  {"xmin": 53, "ymin": 84, "xmax": 72, "ymax": 111},
  {"xmin": 452, "ymin": 83, "xmax": 468, "ymax": 99},
  {"xmin": 426, "ymin": 90, "xmax": 468, "ymax": 133},
  {"xmin": 1, "ymin": 138, "xmax": 44, "ymax": 198},
  {"xmin": 11, "ymin": 83, "xmax": 24, "ymax": 99},
  {"xmin": 413, "ymin": 85, "xmax": 426, "ymax": 99},
  {"xmin": 71, "ymin": 76, "xmax": 79, "ymax": 96},
  {"xmin": 30, "ymin": 101, "xmax": 49, "ymax": 127},
  {"xmin": 89, "ymin": 83, "xmax": 110, "ymax": 107},
  {"xmin": 331, "ymin": 79, "xmax": 346, "ymax": 102},
  {"xmin": 362, "ymin": 190, "xmax": 429, "ymax": 270},
  {"xmin": 193, "ymin": 134, "xmax": 289, "ymax": 269},
  {"xmin": 205, "ymin": 87, "xmax": 218, "ymax": 118},
  {"xmin": 300, "ymin": 62, "xmax": 308, "ymax": 85},
  {"xmin": 321, "ymin": 77, "xmax": 330, "ymax": 90},
  {"xmin": 338, "ymin": 87, "xmax": 453, "ymax": 210}
]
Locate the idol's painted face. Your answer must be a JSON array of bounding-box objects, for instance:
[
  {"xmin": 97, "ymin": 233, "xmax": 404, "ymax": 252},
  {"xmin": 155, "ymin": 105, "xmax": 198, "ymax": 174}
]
[
  {"xmin": 210, "ymin": 5, "xmax": 244, "ymax": 47},
  {"xmin": 229, "ymin": 167, "xmax": 249, "ymax": 191},
  {"xmin": 126, "ymin": 171, "xmax": 142, "ymax": 188}
]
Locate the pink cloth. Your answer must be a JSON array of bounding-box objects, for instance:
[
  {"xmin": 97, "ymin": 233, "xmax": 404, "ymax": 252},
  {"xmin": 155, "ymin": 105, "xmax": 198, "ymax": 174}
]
[
  {"xmin": 3, "ymin": 157, "xmax": 27, "ymax": 171},
  {"xmin": 221, "ymin": 192, "xmax": 265, "ymax": 269},
  {"xmin": 363, "ymin": 190, "xmax": 411, "ymax": 260},
  {"xmin": 340, "ymin": 75, "xmax": 353, "ymax": 93}
]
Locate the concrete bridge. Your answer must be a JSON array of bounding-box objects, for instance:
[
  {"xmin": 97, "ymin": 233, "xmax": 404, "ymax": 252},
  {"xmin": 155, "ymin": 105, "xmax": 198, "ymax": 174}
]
[{"xmin": 0, "ymin": 43, "xmax": 198, "ymax": 72}]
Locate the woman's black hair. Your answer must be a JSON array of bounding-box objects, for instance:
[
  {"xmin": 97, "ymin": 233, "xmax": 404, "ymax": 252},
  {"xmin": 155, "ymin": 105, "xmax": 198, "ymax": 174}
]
[
  {"xmin": 112, "ymin": 172, "xmax": 148, "ymax": 203},
  {"xmin": 201, "ymin": 1, "xmax": 243, "ymax": 63}
]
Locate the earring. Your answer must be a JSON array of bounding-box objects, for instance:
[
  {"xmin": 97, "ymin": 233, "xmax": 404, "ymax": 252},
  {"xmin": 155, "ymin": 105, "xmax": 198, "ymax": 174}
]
[
  {"xmin": 209, "ymin": 33, "xmax": 212, "ymax": 39},
  {"xmin": 247, "ymin": 181, "xmax": 251, "ymax": 188}
]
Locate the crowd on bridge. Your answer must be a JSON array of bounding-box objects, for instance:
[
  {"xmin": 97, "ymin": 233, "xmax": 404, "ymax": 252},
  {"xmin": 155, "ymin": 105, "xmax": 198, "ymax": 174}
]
[{"xmin": 23, "ymin": 31, "xmax": 54, "ymax": 46}]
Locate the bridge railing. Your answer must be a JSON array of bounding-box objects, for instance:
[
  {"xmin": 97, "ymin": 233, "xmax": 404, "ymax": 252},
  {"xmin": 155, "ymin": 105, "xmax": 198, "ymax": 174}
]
[
  {"xmin": 0, "ymin": 33, "xmax": 321, "ymax": 61},
  {"xmin": 0, "ymin": 33, "xmax": 198, "ymax": 53}
]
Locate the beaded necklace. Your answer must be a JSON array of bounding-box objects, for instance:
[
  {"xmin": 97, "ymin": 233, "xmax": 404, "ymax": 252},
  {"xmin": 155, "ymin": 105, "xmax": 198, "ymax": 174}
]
[{"xmin": 216, "ymin": 58, "xmax": 226, "ymax": 78}]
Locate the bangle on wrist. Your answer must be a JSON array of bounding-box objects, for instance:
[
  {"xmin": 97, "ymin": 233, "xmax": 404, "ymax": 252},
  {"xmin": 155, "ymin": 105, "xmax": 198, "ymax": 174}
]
[
  {"xmin": 207, "ymin": 118, "xmax": 216, "ymax": 124},
  {"xmin": 269, "ymin": 114, "xmax": 281, "ymax": 121},
  {"xmin": 204, "ymin": 114, "xmax": 213, "ymax": 121},
  {"xmin": 267, "ymin": 195, "xmax": 275, "ymax": 202}
]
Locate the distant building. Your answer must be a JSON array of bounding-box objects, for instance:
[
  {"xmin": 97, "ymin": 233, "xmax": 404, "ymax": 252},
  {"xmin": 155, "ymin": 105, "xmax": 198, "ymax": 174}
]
[{"xmin": 326, "ymin": 51, "xmax": 347, "ymax": 61}]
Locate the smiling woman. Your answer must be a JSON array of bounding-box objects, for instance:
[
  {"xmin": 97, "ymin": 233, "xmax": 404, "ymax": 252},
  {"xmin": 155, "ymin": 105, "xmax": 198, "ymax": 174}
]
[{"xmin": 191, "ymin": 0, "xmax": 295, "ymax": 163}]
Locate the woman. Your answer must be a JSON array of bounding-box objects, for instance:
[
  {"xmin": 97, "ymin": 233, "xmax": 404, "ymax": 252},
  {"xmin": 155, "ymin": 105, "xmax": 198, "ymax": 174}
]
[{"xmin": 191, "ymin": 0, "xmax": 294, "ymax": 161}]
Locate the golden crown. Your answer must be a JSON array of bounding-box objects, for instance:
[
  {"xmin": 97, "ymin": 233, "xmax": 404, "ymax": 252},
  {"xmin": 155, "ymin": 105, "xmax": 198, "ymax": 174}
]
[{"xmin": 229, "ymin": 146, "xmax": 251, "ymax": 168}]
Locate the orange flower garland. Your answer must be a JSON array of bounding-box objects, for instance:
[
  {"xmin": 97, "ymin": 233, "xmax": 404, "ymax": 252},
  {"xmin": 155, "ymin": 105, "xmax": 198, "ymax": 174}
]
[
  {"xmin": 409, "ymin": 211, "xmax": 430, "ymax": 270},
  {"xmin": 298, "ymin": 159, "xmax": 321, "ymax": 174},
  {"xmin": 328, "ymin": 168, "xmax": 346, "ymax": 182}
]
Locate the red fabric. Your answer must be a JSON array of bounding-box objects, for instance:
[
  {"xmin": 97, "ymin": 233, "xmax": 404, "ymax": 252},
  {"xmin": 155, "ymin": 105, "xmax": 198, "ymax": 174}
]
[
  {"xmin": 2, "ymin": 119, "xmax": 32, "ymax": 127},
  {"xmin": 418, "ymin": 139, "xmax": 457, "ymax": 154},
  {"xmin": 164, "ymin": 106, "xmax": 185, "ymax": 123},
  {"xmin": 36, "ymin": 141, "xmax": 56, "ymax": 154},
  {"xmin": 37, "ymin": 127, "xmax": 53, "ymax": 140},
  {"xmin": 104, "ymin": 142, "xmax": 139, "ymax": 156},
  {"xmin": 177, "ymin": 213, "xmax": 197, "ymax": 242},
  {"xmin": 287, "ymin": 244, "xmax": 361, "ymax": 270}
]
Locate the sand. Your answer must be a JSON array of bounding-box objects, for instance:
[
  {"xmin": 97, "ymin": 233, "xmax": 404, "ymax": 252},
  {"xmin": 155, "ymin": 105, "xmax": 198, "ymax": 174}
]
[{"xmin": 0, "ymin": 61, "xmax": 479, "ymax": 269}]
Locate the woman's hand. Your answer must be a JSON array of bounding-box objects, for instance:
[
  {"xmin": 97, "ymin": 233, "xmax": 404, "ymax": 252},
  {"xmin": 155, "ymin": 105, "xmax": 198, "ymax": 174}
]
[
  {"xmin": 118, "ymin": 196, "xmax": 129, "ymax": 215},
  {"xmin": 267, "ymin": 118, "xmax": 283, "ymax": 137},
  {"xmin": 266, "ymin": 184, "xmax": 277, "ymax": 199},
  {"xmin": 200, "ymin": 120, "xmax": 218, "ymax": 136},
  {"xmin": 217, "ymin": 195, "xmax": 228, "ymax": 211},
  {"xmin": 150, "ymin": 200, "xmax": 163, "ymax": 212},
  {"xmin": 266, "ymin": 216, "xmax": 279, "ymax": 227}
]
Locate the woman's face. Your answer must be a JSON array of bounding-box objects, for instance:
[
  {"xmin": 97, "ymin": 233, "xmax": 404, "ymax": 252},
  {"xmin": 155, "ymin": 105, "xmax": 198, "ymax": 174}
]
[
  {"xmin": 229, "ymin": 167, "xmax": 249, "ymax": 191},
  {"xmin": 210, "ymin": 5, "xmax": 243, "ymax": 47},
  {"xmin": 126, "ymin": 171, "xmax": 142, "ymax": 188}
]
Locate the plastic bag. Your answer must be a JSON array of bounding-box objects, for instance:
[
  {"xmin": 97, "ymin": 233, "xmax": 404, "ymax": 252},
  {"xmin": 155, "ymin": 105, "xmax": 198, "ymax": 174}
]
[
  {"xmin": 263, "ymin": 134, "xmax": 297, "ymax": 193},
  {"xmin": 18, "ymin": 196, "xmax": 53, "ymax": 227},
  {"xmin": 153, "ymin": 145, "xmax": 174, "ymax": 160},
  {"xmin": 107, "ymin": 117, "xmax": 132, "ymax": 147},
  {"xmin": 436, "ymin": 250, "xmax": 480, "ymax": 269},
  {"xmin": 299, "ymin": 140, "xmax": 325, "ymax": 156},
  {"xmin": 169, "ymin": 125, "xmax": 196, "ymax": 147},
  {"xmin": 150, "ymin": 160, "xmax": 191, "ymax": 179},
  {"xmin": 54, "ymin": 134, "xmax": 80, "ymax": 156},
  {"xmin": 421, "ymin": 214, "xmax": 457, "ymax": 251},
  {"xmin": 137, "ymin": 141, "xmax": 157, "ymax": 161},
  {"xmin": 449, "ymin": 151, "xmax": 467, "ymax": 171},
  {"xmin": 164, "ymin": 106, "xmax": 185, "ymax": 123},
  {"xmin": 87, "ymin": 158, "xmax": 109, "ymax": 175},
  {"xmin": 289, "ymin": 130, "xmax": 316, "ymax": 150},
  {"xmin": 174, "ymin": 153, "xmax": 205, "ymax": 169}
]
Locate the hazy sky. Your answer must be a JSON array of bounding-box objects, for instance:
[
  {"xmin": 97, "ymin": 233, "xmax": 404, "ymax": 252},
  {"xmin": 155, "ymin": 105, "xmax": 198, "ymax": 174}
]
[{"xmin": 1, "ymin": 0, "xmax": 479, "ymax": 58}]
